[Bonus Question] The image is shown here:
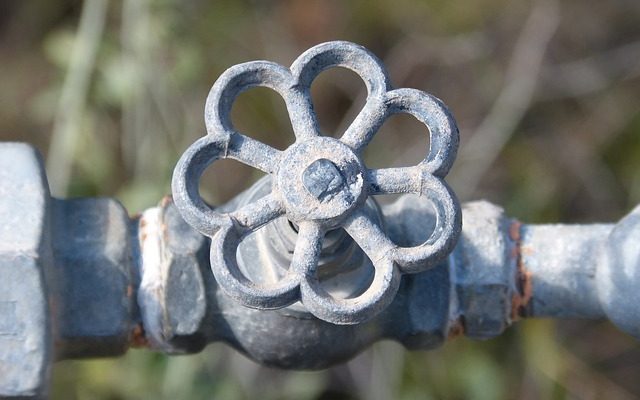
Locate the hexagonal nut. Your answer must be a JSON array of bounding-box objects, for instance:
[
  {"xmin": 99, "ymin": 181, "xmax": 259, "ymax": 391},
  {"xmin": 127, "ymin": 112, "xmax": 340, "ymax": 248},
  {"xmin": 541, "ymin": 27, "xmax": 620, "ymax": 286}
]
[
  {"xmin": 450, "ymin": 201, "xmax": 518, "ymax": 339},
  {"xmin": 138, "ymin": 199, "xmax": 209, "ymax": 353},
  {"xmin": 51, "ymin": 197, "xmax": 134, "ymax": 359},
  {"xmin": 0, "ymin": 143, "xmax": 52, "ymax": 398},
  {"xmin": 403, "ymin": 262, "xmax": 452, "ymax": 350},
  {"xmin": 380, "ymin": 194, "xmax": 453, "ymax": 349}
]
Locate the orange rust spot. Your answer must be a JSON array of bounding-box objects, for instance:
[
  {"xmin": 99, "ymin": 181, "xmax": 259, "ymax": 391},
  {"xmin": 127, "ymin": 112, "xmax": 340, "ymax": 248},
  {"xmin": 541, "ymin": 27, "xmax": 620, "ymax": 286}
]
[
  {"xmin": 447, "ymin": 318, "xmax": 465, "ymax": 340},
  {"xmin": 126, "ymin": 284, "xmax": 133, "ymax": 298},
  {"xmin": 509, "ymin": 220, "xmax": 521, "ymax": 241},
  {"xmin": 139, "ymin": 217, "xmax": 149, "ymax": 241},
  {"xmin": 510, "ymin": 246, "xmax": 518, "ymax": 259},
  {"xmin": 511, "ymin": 266, "xmax": 533, "ymax": 320},
  {"xmin": 520, "ymin": 246, "xmax": 534, "ymax": 256},
  {"xmin": 138, "ymin": 205, "xmax": 168, "ymax": 245},
  {"xmin": 160, "ymin": 195, "xmax": 173, "ymax": 208},
  {"xmin": 130, "ymin": 324, "xmax": 149, "ymax": 348},
  {"xmin": 509, "ymin": 219, "xmax": 533, "ymax": 320}
]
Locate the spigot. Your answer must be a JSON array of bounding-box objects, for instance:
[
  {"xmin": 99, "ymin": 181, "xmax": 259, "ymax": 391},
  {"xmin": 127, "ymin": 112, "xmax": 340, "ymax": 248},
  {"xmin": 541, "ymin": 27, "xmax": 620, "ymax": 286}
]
[{"xmin": 171, "ymin": 41, "xmax": 462, "ymax": 324}]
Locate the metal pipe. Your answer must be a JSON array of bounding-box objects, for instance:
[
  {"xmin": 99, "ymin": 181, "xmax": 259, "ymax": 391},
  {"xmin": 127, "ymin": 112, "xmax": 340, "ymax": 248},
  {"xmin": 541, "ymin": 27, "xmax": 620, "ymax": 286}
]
[
  {"xmin": 3, "ymin": 39, "xmax": 640, "ymax": 397},
  {"xmin": 520, "ymin": 224, "xmax": 610, "ymax": 319},
  {"xmin": 3, "ymin": 142, "xmax": 640, "ymax": 398}
]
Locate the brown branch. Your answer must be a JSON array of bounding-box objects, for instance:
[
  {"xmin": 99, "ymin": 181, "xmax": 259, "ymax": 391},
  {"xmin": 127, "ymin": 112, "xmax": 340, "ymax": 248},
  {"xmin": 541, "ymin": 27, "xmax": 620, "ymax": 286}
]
[{"xmin": 450, "ymin": 0, "xmax": 560, "ymax": 200}]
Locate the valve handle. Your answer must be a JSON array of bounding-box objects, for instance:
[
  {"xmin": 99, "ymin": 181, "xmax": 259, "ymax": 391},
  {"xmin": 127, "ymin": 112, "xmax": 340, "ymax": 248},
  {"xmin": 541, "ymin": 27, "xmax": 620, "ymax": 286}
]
[{"xmin": 172, "ymin": 41, "xmax": 461, "ymax": 325}]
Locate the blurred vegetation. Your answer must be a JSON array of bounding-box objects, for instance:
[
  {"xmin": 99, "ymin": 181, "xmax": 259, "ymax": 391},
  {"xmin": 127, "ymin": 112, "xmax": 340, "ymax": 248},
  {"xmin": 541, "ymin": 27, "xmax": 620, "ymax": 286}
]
[{"xmin": 1, "ymin": 0, "xmax": 640, "ymax": 398}]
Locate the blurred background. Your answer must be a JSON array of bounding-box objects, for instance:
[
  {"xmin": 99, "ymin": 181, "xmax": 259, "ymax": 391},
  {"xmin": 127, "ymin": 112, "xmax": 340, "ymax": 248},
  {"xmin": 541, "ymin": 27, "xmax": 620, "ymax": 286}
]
[{"xmin": 1, "ymin": 0, "xmax": 640, "ymax": 398}]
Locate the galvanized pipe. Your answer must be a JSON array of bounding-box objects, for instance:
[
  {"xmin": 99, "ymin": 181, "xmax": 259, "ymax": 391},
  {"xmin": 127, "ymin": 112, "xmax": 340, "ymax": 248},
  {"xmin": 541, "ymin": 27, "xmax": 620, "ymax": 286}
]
[
  {"xmin": 3, "ymin": 40, "xmax": 640, "ymax": 397},
  {"xmin": 2, "ymin": 142, "xmax": 640, "ymax": 398},
  {"xmin": 520, "ymin": 224, "xmax": 610, "ymax": 319}
]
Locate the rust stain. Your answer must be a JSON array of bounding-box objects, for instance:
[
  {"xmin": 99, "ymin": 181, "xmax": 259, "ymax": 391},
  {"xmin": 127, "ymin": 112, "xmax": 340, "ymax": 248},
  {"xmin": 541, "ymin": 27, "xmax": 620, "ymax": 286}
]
[
  {"xmin": 509, "ymin": 220, "xmax": 533, "ymax": 321},
  {"xmin": 519, "ymin": 245, "xmax": 534, "ymax": 256},
  {"xmin": 160, "ymin": 195, "xmax": 173, "ymax": 208},
  {"xmin": 447, "ymin": 317, "xmax": 465, "ymax": 340},
  {"xmin": 160, "ymin": 195, "xmax": 173, "ymax": 240},
  {"xmin": 126, "ymin": 284, "xmax": 133, "ymax": 298},
  {"xmin": 138, "ymin": 215, "xmax": 148, "ymax": 242},
  {"xmin": 130, "ymin": 323, "xmax": 149, "ymax": 348},
  {"xmin": 508, "ymin": 220, "xmax": 521, "ymax": 242},
  {"xmin": 512, "ymin": 266, "xmax": 533, "ymax": 320}
]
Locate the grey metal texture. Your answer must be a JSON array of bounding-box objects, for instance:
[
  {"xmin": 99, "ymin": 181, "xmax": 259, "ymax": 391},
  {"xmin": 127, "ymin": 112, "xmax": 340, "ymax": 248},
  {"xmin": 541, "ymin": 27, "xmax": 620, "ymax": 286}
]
[
  {"xmin": 520, "ymin": 224, "xmax": 610, "ymax": 319},
  {"xmin": 0, "ymin": 144, "xmax": 52, "ymax": 399},
  {"xmin": 3, "ymin": 142, "xmax": 640, "ymax": 396},
  {"xmin": 3, "ymin": 41, "xmax": 640, "ymax": 397},
  {"xmin": 137, "ymin": 193, "xmax": 461, "ymax": 363},
  {"xmin": 136, "ymin": 198, "xmax": 210, "ymax": 353},
  {"xmin": 172, "ymin": 40, "xmax": 462, "ymax": 325},
  {"xmin": 450, "ymin": 202, "xmax": 520, "ymax": 340},
  {"xmin": 598, "ymin": 205, "xmax": 640, "ymax": 338},
  {"xmin": 50, "ymin": 198, "xmax": 134, "ymax": 359}
]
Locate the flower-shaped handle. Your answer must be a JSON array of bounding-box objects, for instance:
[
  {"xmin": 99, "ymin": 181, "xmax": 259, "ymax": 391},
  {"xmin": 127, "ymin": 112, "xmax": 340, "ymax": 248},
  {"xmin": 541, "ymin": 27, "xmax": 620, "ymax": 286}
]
[{"xmin": 172, "ymin": 41, "xmax": 461, "ymax": 325}]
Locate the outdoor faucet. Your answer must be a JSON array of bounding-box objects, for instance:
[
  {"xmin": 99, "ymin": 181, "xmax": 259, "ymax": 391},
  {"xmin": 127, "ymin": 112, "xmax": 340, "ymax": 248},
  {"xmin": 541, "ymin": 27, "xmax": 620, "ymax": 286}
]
[{"xmin": 1, "ymin": 41, "xmax": 639, "ymax": 398}]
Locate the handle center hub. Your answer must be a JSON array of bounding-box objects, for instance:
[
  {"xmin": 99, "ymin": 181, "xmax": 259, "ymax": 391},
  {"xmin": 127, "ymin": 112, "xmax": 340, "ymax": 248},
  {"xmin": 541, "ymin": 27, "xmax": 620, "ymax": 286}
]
[
  {"xmin": 302, "ymin": 158, "xmax": 344, "ymax": 202},
  {"xmin": 277, "ymin": 137, "xmax": 365, "ymax": 226}
]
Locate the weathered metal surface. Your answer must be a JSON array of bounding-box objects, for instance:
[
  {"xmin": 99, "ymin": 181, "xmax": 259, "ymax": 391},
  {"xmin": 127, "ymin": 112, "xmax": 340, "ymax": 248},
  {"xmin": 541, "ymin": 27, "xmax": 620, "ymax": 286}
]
[
  {"xmin": 0, "ymin": 143, "xmax": 52, "ymax": 399},
  {"xmin": 50, "ymin": 197, "xmax": 134, "ymax": 359},
  {"xmin": 449, "ymin": 201, "xmax": 520, "ymax": 340},
  {"xmin": 136, "ymin": 193, "xmax": 455, "ymax": 364},
  {"xmin": 598, "ymin": 205, "xmax": 640, "ymax": 339},
  {"xmin": 137, "ymin": 199, "xmax": 209, "ymax": 353},
  {"xmin": 2, "ymin": 41, "xmax": 640, "ymax": 397},
  {"xmin": 521, "ymin": 224, "xmax": 610, "ymax": 319},
  {"xmin": 172, "ymin": 40, "xmax": 462, "ymax": 325},
  {"xmin": 1, "ymin": 142, "xmax": 640, "ymax": 395}
]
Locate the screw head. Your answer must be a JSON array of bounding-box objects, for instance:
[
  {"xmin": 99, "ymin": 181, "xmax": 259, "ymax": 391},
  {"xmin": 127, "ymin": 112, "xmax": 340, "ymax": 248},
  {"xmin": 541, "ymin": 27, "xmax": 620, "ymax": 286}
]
[
  {"xmin": 302, "ymin": 159, "xmax": 344, "ymax": 202},
  {"xmin": 277, "ymin": 137, "xmax": 365, "ymax": 225}
]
